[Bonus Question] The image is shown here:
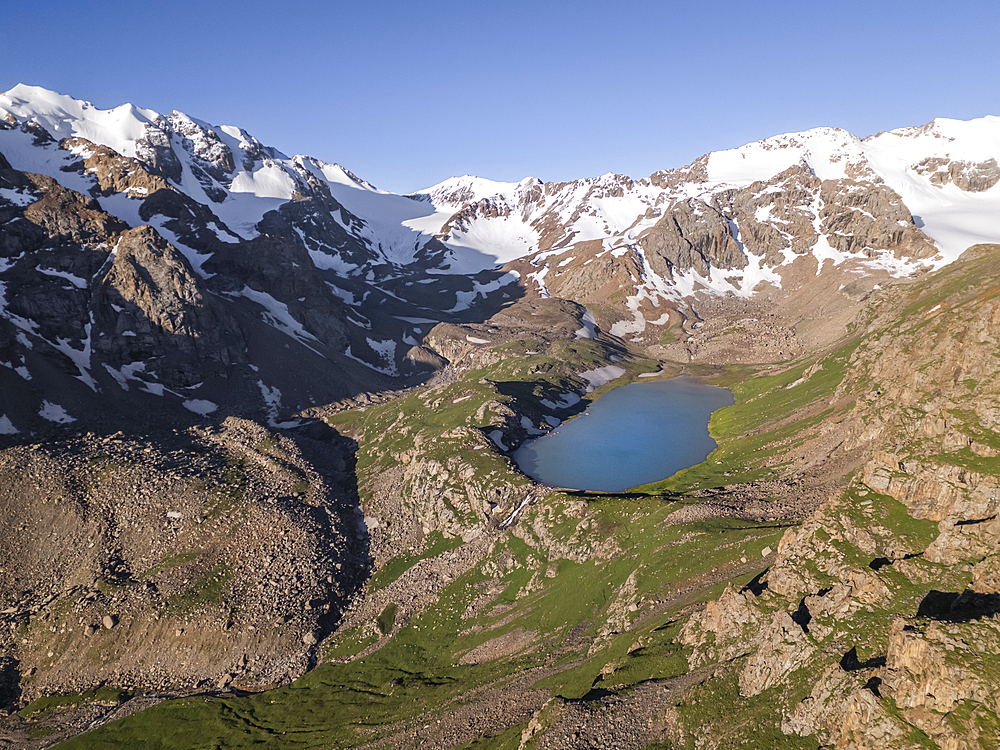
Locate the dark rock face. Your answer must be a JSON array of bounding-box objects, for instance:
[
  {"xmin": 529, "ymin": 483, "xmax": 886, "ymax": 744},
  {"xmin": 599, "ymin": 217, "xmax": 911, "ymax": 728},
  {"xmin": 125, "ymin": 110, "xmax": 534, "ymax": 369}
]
[
  {"xmin": 256, "ymin": 193, "xmax": 376, "ymax": 279},
  {"xmin": 138, "ymin": 186, "xmax": 240, "ymax": 250},
  {"xmin": 0, "ymin": 148, "xmax": 365, "ymax": 433},
  {"xmin": 134, "ymin": 116, "xmax": 184, "ymax": 183},
  {"xmin": 1, "ymin": 158, "xmax": 127, "ymax": 346}
]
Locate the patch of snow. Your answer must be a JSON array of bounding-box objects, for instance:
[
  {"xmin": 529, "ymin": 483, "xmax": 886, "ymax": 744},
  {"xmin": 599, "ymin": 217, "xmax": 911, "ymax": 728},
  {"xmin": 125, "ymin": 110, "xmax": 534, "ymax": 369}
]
[
  {"xmin": 38, "ymin": 267, "xmax": 87, "ymax": 289},
  {"xmin": 0, "ymin": 187, "xmax": 36, "ymax": 206},
  {"xmin": 367, "ymin": 338, "xmax": 398, "ymax": 376},
  {"xmin": 53, "ymin": 321, "xmax": 96, "ymax": 391},
  {"xmin": 208, "ymin": 221, "xmax": 241, "ymax": 244},
  {"xmin": 520, "ymin": 415, "xmax": 544, "ymax": 435},
  {"xmin": 500, "ymin": 493, "xmax": 533, "ymax": 528},
  {"xmin": 344, "ymin": 339, "xmax": 398, "ymax": 376},
  {"xmin": 38, "ymin": 401, "xmax": 75, "ymax": 423},
  {"xmin": 610, "ymin": 315, "xmax": 645, "ymax": 337},
  {"xmin": 466, "ymin": 336, "xmax": 490, "ymax": 344},
  {"xmin": 575, "ymin": 309, "xmax": 598, "ymax": 339},
  {"xmin": 540, "ymin": 393, "xmax": 582, "ymax": 410},
  {"xmin": 182, "ymin": 399, "xmax": 218, "ymax": 415},
  {"xmin": 0, "ymin": 415, "xmax": 18, "ymax": 434},
  {"xmin": 308, "ymin": 247, "xmax": 356, "ymax": 274},
  {"xmin": 578, "ymin": 365, "xmax": 626, "ymax": 392},
  {"xmin": 446, "ymin": 290, "xmax": 479, "ymax": 312},
  {"xmin": 256, "ymin": 380, "xmax": 296, "ymax": 428},
  {"xmin": 488, "ymin": 429, "xmax": 509, "ymax": 451},
  {"xmin": 325, "ymin": 282, "xmax": 356, "ymax": 305},
  {"xmin": 235, "ymin": 286, "xmax": 323, "ymax": 353},
  {"xmin": 102, "ymin": 361, "xmax": 146, "ymax": 391},
  {"xmin": 526, "ymin": 265, "xmax": 550, "ymax": 298}
]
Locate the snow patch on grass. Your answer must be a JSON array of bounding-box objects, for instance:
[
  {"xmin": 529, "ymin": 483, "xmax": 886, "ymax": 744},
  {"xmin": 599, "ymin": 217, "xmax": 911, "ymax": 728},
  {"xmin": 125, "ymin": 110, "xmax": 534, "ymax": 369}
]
[
  {"xmin": 578, "ymin": 365, "xmax": 626, "ymax": 392},
  {"xmin": 488, "ymin": 429, "xmax": 509, "ymax": 451},
  {"xmin": 575, "ymin": 309, "xmax": 598, "ymax": 339}
]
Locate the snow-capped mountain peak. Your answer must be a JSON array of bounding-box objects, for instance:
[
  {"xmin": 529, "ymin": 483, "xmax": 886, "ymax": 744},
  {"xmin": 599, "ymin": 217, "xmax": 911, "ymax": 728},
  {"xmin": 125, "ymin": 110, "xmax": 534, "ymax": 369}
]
[{"xmin": 3, "ymin": 84, "xmax": 1000, "ymax": 411}]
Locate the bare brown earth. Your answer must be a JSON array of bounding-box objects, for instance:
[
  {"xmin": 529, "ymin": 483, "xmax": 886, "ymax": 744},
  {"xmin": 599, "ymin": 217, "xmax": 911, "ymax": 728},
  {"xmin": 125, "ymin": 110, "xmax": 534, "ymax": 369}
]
[{"xmin": 0, "ymin": 418, "xmax": 364, "ymax": 703}]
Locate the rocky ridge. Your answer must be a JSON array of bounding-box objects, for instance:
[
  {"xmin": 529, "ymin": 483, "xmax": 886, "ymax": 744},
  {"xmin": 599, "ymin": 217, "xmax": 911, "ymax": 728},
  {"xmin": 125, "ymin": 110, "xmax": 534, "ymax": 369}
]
[
  {"xmin": 4, "ymin": 86, "xmax": 1000, "ymax": 414},
  {"xmin": 675, "ymin": 245, "xmax": 1000, "ymax": 749}
]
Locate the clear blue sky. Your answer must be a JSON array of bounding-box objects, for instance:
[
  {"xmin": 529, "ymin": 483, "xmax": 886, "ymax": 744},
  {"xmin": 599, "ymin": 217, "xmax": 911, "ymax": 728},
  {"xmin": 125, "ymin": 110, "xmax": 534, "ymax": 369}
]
[{"xmin": 5, "ymin": 0, "xmax": 999, "ymax": 193}]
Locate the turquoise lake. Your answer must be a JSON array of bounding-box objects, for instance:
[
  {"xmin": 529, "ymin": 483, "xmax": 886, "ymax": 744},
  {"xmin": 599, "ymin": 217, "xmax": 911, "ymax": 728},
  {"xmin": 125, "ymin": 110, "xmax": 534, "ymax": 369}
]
[{"xmin": 512, "ymin": 376, "xmax": 734, "ymax": 492}]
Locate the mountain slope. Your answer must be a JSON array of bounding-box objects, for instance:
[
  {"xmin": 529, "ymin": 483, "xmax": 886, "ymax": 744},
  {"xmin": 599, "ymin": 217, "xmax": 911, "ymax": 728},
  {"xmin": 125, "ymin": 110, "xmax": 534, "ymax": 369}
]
[
  {"xmin": 42, "ymin": 244, "xmax": 1000, "ymax": 750},
  {"xmin": 2, "ymin": 84, "xmax": 1000, "ymax": 748},
  {"xmin": 4, "ymin": 85, "xmax": 1000, "ymax": 398}
]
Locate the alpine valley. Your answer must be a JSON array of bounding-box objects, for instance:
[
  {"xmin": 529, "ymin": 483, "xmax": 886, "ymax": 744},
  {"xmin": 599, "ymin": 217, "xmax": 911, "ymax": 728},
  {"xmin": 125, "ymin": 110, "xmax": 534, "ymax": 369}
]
[{"xmin": 1, "ymin": 84, "xmax": 999, "ymax": 749}]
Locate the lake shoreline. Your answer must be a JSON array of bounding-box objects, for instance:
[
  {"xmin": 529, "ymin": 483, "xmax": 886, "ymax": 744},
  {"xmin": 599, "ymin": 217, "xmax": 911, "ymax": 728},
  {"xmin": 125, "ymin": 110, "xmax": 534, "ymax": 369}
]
[{"xmin": 513, "ymin": 375, "xmax": 734, "ymax": 492}]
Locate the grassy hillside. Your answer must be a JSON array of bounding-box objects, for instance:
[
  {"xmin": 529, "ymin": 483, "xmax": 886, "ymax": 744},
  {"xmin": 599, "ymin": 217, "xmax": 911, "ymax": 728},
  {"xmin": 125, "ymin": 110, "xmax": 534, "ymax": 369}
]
[{"xmin": 50, "ymin": 247, "xmax": 1000, "ymax": 749}]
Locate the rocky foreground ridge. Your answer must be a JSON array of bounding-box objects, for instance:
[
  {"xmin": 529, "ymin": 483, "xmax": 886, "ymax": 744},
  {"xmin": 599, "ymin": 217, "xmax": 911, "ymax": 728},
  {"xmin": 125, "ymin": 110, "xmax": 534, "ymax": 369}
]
[{"xmin": 677, "ymin": 246, "xmax": 1000, "ymax": 749}]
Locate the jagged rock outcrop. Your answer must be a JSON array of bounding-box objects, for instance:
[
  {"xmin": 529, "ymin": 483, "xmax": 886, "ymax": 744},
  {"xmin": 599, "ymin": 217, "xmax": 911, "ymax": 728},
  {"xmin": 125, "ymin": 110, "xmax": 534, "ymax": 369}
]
[
  {"xmin": 913, "ymin": 157, "xmax": 1000, "ymax": 192},
  {"xmin": 60, "ymin": 137, "xmax": 171, "ymax": 198},
  {"xmin": 93, "ymin": 225, "xmax": 246, "ymax": 384},
  {"xmin": 819, "ymin": 179, "xmax": 937, "ymax": 260},
  {"xmin": 648, "ymin": 154, "xmax": 710, "ymax": 189},
  {"xmin": 637, "ymin": 199, "xmax": 747, "ymax": 277},
  {"xmin": 713, "ymin": 164, "xmax": 821, "ymax": 265},
  {"xmin": 16, "ymin": 172, "xmax": 127, "ymax": 249}
]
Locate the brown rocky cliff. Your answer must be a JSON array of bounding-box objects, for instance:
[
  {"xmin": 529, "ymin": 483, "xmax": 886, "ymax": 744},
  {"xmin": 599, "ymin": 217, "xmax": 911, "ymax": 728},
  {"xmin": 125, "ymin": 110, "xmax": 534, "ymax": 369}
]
[
  {"xmin": 637, "ymin": 198, "xmax": 747, "ymax": 278},
  {"xmin": 93, "ymin": 225, "xmax": 247, "ymax": 382},
  {"xmin": 913, "ymin": 157, "xmax": 1000, "ymax": 193},
  {"xmin": 60, "ymin": 137, "xmax": 172, "ymax": 198}
]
